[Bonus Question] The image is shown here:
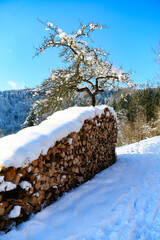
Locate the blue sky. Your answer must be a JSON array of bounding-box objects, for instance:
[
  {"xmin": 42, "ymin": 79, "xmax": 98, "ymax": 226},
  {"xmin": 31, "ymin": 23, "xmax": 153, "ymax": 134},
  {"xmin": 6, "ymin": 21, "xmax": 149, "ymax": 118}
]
[{"xmin": 0, "ymin": 0, "xmax": 159, "ymax": 90}]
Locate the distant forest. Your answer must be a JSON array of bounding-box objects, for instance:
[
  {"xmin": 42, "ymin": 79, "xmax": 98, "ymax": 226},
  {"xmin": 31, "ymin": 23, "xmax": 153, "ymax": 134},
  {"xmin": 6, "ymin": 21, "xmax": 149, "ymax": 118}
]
[
  {"xmin": 1, "ymin": 86, "xmax": 160, "ymax": 146},
  {"xmin": 111, "ymin": 86, "xmax": 160, "ymax": 146},
  {"xmin": 0, "ymin": 89, "xmax": 33, "ymax": 136}
]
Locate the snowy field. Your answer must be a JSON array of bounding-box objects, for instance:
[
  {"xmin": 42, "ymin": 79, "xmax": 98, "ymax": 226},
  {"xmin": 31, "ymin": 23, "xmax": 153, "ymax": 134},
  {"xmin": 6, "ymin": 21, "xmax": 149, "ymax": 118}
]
[{"xmin": 2, "ymin": 136, "xmax": 160, "ymax": 240}]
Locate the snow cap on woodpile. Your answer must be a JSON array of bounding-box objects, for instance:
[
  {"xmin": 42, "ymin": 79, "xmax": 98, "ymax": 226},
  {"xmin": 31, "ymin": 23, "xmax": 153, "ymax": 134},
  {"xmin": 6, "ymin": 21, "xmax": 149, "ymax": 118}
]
[{"xmin": 0, "ymin": 105, "xmax": 117, "ymax": 170}]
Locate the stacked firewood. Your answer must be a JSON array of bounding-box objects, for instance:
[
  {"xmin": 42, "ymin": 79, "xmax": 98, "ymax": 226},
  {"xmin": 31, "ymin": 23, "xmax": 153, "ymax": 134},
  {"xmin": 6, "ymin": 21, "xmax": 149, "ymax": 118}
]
[{"xmin": 0, "ymin": 108, "xmax": 117, "ymax": 232}]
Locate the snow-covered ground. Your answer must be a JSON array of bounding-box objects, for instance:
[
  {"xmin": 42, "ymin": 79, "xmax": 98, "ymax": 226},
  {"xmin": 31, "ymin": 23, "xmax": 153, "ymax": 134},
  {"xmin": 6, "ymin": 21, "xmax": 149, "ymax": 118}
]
[{"xmin": 2, "ymin": 136, "xmax": 160, "ymax": 240}]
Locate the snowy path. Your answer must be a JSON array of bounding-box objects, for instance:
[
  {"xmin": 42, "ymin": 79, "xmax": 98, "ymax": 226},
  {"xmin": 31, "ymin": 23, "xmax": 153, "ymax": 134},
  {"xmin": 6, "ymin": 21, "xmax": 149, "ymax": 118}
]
[{"xmin": 2, "ymin": 136, "xmax": 160, "ymax": 240}]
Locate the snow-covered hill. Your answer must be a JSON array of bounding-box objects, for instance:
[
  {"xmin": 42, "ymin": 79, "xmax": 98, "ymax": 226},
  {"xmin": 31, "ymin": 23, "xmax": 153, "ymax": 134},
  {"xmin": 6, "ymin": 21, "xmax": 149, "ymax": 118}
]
[
  {"xmin": 0, "ymin": 90, "xmax": 32, "ymax": 136},
  {"xmin": 2, "ymin": 136, "xmax": 160, "ymax": 240}
]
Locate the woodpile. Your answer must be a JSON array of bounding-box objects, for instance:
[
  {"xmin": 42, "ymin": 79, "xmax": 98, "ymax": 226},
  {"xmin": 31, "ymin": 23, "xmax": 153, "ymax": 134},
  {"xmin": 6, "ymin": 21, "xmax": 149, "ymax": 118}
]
[{"xmin": 0, "ymin": 107, "xmax": 117, "ymax": 232}]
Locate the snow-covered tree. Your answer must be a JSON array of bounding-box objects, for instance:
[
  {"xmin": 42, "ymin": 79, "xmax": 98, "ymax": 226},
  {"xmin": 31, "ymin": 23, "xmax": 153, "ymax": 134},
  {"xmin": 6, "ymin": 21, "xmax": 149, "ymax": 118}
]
[
  {"xmin": 0, "ymin": 89, "xmax": 33, "ymax": 135},
  {"xmin": 29, "ymin": 21, "xmax": 134, "ymax": 123},
  {"xmin": 153, "ymin": 41, "xmax": 160, "ymax": 85},
  {"xmin": 155, "ymin": 41, "xmax": 160, "ymax": 65}
]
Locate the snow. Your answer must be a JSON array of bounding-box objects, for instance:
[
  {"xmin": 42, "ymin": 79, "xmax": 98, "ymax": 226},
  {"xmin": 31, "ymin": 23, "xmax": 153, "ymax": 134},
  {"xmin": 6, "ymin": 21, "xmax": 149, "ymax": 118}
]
[
  {"xmin": 0, "ymin": 176, "xmax": 4, "ymax": 182},
  {"xmin": 68, "ymin": 138, "xmax": 73, "ymax": 145},
  {"xmin": 19, "ymin": 181, "xmax": 32, "ymax": 191},
  {"xmin": 0, "ymin": 106, "xmax": 116, "ymax": 170},
  {"xmin": 47, "ymin": 22, "xmax": 54, "ymax": 27},
  {"xmin": 2, "ymin": 136, "xmax": 160, "ymax": 239},
  {"xmin": 0, "ymin": 89, "xmax": 32, "ymax": 136},
  {"xmin": 8, "ymin": 206, "xmax": 21, "ymax": 218},
  {"xmin": 0, "ymin": 181, "xmax": 16, "ymax": 192},
  {"xmin": 36, "ymin": 175, "xmax": 40, "ymax": 180},
  {"xmin": 33, "ymin": 192, "xmax": 39, "ymax": 197}
]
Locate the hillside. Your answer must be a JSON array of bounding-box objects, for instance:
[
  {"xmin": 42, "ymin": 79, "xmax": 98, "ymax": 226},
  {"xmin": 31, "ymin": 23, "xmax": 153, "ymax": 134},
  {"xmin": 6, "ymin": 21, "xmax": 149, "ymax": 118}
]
[
  {"xmin": 2, "ymin": 136, "xmax": 160, "ymax": 240},
  {"xmin": 0, "ymin": 90, "xmax": 32, "ymax": 136},
  {"xmin": 1, "ymin": 86, "xmax": 160, "ymax": 147}
]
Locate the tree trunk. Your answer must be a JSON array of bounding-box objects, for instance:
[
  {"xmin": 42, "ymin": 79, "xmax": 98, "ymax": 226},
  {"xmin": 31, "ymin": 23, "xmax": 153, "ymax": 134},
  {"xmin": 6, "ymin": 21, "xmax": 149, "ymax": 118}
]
[
  {"xmin": 90, "ymin": 94, "xmax": 96, "ymax": 106},
  {"xmin": 76, "ymin": 87, "xmax": 96, "ymax": 106}
]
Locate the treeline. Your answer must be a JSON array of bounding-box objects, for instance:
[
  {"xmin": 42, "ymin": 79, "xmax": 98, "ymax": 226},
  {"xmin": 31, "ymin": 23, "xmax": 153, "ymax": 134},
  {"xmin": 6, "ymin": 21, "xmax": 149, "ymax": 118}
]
[
  {"xmin": 1, "ymin": 87, "xmax": 160, "ymax": 148},
  {"xmin": 111, "ymin": 87, "xmax": 160, "ymax": 146},
  {"xmin": 25, "ymin": 85, "xmax": 160, "ymax": 147}
]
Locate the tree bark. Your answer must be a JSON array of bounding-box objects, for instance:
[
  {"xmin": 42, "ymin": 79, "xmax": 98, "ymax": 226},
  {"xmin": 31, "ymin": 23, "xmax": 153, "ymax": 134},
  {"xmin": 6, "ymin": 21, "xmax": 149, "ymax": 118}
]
[
  {"xmin": 77, "ymin": 87, "xmax": 96, "ymax": 106},
  {"xmin": 90, "ymin": 94, "xmax": 96, "ymax": 106}
]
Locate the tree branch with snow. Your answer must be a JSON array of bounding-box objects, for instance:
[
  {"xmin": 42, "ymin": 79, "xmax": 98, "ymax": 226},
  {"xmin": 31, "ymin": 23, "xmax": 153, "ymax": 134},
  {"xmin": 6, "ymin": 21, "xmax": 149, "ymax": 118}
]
[{"xmin": 26, "ymin": 20, "xmax": 134, "ymax": 126}]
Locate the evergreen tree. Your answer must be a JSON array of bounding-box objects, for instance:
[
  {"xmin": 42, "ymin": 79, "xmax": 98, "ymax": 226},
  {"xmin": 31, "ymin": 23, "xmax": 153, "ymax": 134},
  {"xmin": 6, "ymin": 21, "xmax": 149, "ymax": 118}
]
[
  {"xmin": 0, "ymin": 129, "xmax": 4, "ymax": 138},
  {"xmin": 111, "ymin": 99, "xmax": 117, "ymax": 110},
  {"xmin": 22, "ymin": 108, "xmax": 37, "ymax": 127},
  {"xmin": 142, "ymin": 88, "xmax": 155, "ymax": 122}
]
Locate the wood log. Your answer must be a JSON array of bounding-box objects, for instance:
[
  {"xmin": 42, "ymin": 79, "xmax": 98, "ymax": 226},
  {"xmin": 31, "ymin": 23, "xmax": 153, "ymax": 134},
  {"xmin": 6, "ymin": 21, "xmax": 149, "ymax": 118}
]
[
  {"xmin": 0, "ymin": 195, "xmax": 3, "ymax": 202},
  {"xmin": 12, "ymin": 174, "xmax": 21, "ymax": 185},
  {"xmin": 4, "ymin": 167, "xmax": 16, "ymax": 181},
  {"xmin": 0, "ymin": 108, "xmax": 117, "ymax": 232},
  {"xmin": 0, "ymin": 208, "xmax": 5, "ymax": 216}
]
